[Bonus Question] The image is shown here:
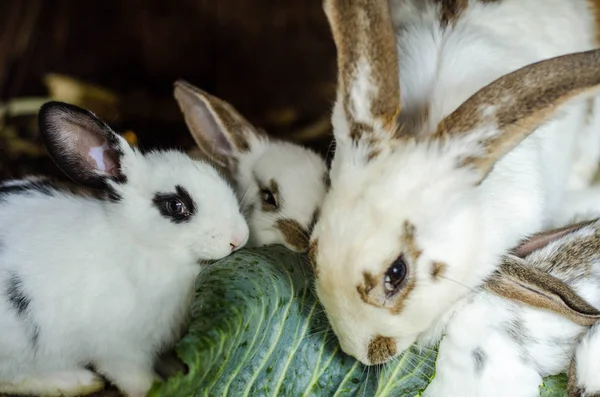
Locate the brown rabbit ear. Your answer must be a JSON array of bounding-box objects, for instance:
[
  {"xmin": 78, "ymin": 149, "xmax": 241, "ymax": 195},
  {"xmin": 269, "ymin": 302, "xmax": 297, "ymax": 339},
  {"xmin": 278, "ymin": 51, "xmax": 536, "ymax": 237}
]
[
  {"xmin": 511, "ymin": 219, "xmax": 597, "ymax": 258},
  {"xmin": 434, "ymin": 49, "xmax": 600, "ymax": 183},
  {"xmin": 324, "ymin": 0, "xmax": 400, "ymax": 141},
  {"xmin": 486, "ymin": 255, "xmax": 600, "ymax": 326},
  {"xmin": 173, "ymin": 80, "xmax": 265, "ymax": 171}
]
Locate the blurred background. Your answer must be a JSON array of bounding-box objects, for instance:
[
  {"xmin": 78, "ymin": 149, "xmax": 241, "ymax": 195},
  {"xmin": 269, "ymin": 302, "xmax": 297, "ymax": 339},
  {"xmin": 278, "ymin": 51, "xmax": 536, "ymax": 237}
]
[{"xmin": 0, "ymin": 0, "xmax": 337, "ymax": 181}]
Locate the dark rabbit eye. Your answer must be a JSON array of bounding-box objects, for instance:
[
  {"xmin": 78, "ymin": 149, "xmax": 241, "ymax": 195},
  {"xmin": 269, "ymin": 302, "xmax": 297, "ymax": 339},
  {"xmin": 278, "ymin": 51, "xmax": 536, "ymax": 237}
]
[
  {"xmin": 261, "ymin": 189, "xmax": 277, "ymax": 207},
  {"xmin": 384, "ymin": 255, "xmax": 407, "ymax": 295},
  {"xmin": 166, "ymin": 199, "xmax": 186, "ymax": 215},
  {"xmin": 152, "ymin": 185, "xmax": 197, "ymax": 224}
]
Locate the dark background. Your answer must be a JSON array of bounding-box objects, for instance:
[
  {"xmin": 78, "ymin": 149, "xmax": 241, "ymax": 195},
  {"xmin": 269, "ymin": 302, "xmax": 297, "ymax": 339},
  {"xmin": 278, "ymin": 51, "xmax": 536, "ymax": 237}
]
[{"xmin": 0, "ymin": 0, "xmax": 337, "ymax": 180}]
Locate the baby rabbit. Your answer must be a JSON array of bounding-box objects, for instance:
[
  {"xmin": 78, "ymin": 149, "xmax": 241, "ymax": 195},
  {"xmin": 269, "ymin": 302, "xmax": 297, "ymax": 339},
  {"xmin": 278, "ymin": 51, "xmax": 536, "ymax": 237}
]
[
  {"xmin": 309, "ymin": 0, "xmax": 600, "ymax": 366},
  {"xmin": 174, "ymin": 80, "xmax": 328, "ymax": 253},
  {"xmin": 0, "ymin": 102, "xmax": 249, "ymax": 397},
  {"xmin": 423, "ymin": 219, "xmax": 600, "ymax": 397}
]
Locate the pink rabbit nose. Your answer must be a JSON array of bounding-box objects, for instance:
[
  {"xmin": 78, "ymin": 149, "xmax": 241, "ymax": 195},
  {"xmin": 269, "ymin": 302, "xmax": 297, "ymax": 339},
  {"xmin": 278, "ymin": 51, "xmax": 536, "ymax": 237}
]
[{"xmin": 230, "ymin": 229, "xmax": 249, "ymax": 251}]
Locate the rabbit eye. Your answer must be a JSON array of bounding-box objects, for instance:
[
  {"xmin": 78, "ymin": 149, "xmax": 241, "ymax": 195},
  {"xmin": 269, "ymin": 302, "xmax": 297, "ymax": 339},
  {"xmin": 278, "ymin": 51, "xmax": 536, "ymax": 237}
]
[
  {"xmin": 152, "ymin": 185, "xmax": 196, "ymax": 224},
  {"xmin": 166, "ymin": 199, "xmax": 186, "ymax": 215},
  {"xmin": 384, "ymin": 255, "xmax": 407, "ymax": 295},
  {"xmin": 261, "ymin": 189, "xmax": 278, "ymax": 208}
]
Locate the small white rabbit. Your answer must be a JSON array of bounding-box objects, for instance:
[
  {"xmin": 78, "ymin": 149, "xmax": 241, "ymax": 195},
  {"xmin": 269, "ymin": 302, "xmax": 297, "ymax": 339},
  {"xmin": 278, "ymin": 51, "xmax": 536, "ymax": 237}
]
[
  {"xmin": 0, "ymin": 101, "xmax": 249, "ymax": 397},
  {"xmin": 422, "ymin": 219, "xmax": 600, "ymax": 397},
  {"xmin": 174, "ymin": 80, "xmax": 328, "ymax": 253},
  {"xmin": 309, "ymin": 0, "xmax": 600, "ymax": 366}
]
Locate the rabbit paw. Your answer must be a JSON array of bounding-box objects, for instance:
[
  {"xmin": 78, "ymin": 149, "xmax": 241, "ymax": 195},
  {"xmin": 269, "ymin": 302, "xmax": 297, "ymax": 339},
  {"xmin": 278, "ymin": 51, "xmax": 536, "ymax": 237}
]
[{"xmin": 0, "ymin": 368, "xmax": 105, "ymax": 396}]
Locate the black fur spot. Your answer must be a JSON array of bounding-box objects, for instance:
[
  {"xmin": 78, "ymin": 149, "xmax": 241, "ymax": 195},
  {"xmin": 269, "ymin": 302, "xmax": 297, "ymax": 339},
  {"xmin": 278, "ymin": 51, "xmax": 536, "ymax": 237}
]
[
  {"xmin": 0, "ymin": 180, "xmax": 55, "ymax": 201},
  {"xmin": 31, "ymin": 325, "xmax": 40, "ymax": 349},
  {"xmin": 472, "ymin": 347, "xmax": 486, "ymax": 374},
  {"xmin": 505, "ymin": 315, "xmax": 536, "ymax": 345},
  {"xmin": 6, "ymin": 273, "xmax": 31, "ymax": 316},
  {"xmin": 307, "ymin": 208, "xmax": 320, "ymax": 236},
  {"xmin": 152, "ymin": 185, "xmax": 197, "ymax": 224}
]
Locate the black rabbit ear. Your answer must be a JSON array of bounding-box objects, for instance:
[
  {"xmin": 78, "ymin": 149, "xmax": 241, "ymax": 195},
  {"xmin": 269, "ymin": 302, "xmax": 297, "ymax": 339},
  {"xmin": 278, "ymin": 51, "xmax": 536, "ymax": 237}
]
[
  {"xmin": 486, "ymin": 255, "xmax": 600, "ymax": 326},
  {"xmin": 38, "ymin": 101, "xmax": 126, "ymax": 189}
]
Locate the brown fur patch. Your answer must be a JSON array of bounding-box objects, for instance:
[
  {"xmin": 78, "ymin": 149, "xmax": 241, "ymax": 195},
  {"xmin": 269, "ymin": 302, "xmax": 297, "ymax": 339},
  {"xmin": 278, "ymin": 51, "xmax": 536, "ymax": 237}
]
[
  {"xmin": 324, "ymin": 0, "xmax": 400, "ymax": 139},
  {"xmin": 568, "ymin": 357, "xmax": 584, "ymax": 397},
  {"xmin": 430, "ymin": 261, "xmax": 447, "ymax": 280},
  {"xmin": 390, "ymin": 222, "xmax": 420, "ymax": 314},
  {"xmin": 435, "ymin": 49, "xmax": 600, "ymax": 179},
  {"xmin": 589, "ymin": 0, "xmax": 600, "ymax": 45},
  {"xmin": 308, "ymin": 239, "xmax": 319, "ymax": 278},
  {"xmin": 275, "ymin": 218, "xmax": 310, "ymax": 252},
  {"xmin": 401, "ymin": 221, "xmax": 422, "ymax": 261},
  {"xmin": 366, "ymin": 148, "xmax": 381, "ymax": 162},
  {"xmin": 259, "ymin": 178, "xmax": 280, "ymax": 213},
  {"xmin": 356, "ymin": 222, "xmax": 420, "ymax": 313},
  {"xmin": 349, "ymin": 122, "xmax": 374, "ymax": 143},
  {"xmin": 357, "ymin": 271, "xmax": 381, "ymax": 306},
  {"xmin": 511, "ymin": 219, "xmax": 596, "ymax": 259},
  {"xmin": 535, "ymin": 226, "xmax": 600, "ymax": 282},
  {"xmin": 367, "ymin": 335, "xmax": 397, "ymax": 364},
  {"xmin": 487, "ymin": 256, "xmax": 600, "ymax": 327},
  {"xmin": 435, "ymin": 0, "xmax": 468, "ymax": 27}
]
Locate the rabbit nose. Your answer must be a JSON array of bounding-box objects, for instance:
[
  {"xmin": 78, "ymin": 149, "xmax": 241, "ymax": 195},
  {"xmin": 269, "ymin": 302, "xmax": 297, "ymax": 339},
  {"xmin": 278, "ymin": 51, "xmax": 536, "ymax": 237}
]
[{"xmin": 230, "ymin": 229, "xmax": 249, "ymax": 251}]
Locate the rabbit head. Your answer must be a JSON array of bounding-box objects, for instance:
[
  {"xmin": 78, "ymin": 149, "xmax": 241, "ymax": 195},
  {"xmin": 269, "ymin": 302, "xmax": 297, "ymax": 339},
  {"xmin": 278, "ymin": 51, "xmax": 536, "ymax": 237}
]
[
  {"xmin": 174, "ymin": 80, "xmax": 328, "ymax": 253},
  {"xmin": 309, "ymin": 0, "xmax": 600, "ymax": 365},
  {"xmin": 39, "ymin": 101, "xmax": 249, "ymax": 261}
]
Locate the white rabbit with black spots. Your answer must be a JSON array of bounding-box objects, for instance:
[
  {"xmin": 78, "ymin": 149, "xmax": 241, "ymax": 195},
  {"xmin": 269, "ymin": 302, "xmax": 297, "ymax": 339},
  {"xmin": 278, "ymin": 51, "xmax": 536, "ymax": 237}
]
[
  {"xmin": 309, "ymin": 0, "xmax": 600, "ymax": 368},
  {"xmin": 174, "ymin": 80, "xmax": 328, "ymax": 253},
  {"xmin": 0, "ymin": 101, "xmax": 249, "ymax": 397}
]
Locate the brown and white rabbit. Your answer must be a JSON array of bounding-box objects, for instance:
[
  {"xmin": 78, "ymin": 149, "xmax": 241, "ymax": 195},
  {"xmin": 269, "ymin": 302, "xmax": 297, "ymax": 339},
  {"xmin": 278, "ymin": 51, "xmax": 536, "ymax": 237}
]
[
  {"xmin": 422, "ymin": 219, "xmax": 600, "ymax": 397},
  {"xmin": 309, "ymin": 0, "xmax": 600, "ymax": 366},
  {"xmin": 174, "ymin": 80, "xmax": 328, "ymax": 253}
]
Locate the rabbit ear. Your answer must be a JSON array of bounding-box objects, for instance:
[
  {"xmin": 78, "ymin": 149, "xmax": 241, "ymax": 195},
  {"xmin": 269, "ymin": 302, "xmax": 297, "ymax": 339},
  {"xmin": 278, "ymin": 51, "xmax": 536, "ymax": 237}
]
[
  {"xmin": 173, "ymin": 80, "xmax": 263, "ymax": 171},
  {"xmin": 511, "ymin": 219, "xmax": 597, "ymax": 258},
  {"xmin": 486, "ymin": 255, "xmax": 600, "ymax": 326},
  {"xmin": 38, "ymin": 101, "xmax": 126, "ymax": 189},
  {"xmin": 434, "ymin": 49, "xmax": 600, "ymax": 183},
  {"xmin": 324, "ymin": 0, "xmax": 400, "ymax": 141}
]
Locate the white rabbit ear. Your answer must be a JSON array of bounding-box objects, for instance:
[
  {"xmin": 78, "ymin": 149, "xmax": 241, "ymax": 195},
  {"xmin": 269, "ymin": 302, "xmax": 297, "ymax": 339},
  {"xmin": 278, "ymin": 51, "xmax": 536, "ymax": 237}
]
[
  {"xmin": 38, "ymin": 101, "xmax": 126, "ymax": 189},
  {"xmin": 324, "ymin": 0, "xmax": 400, "ymax": 141},
  {"xmin": 511, "ymin": 220, "xmax": 597, "ymax": 258},
  {"xmin": 434, "ymin": 49, "xmax": 600, "ymax": 183},
  {"xmin": 486, "ymin": 255, "xmax": 600, "ymax": 326},
  {"xmin": 173, "ymin": 80, "xmax": 264, "ymax": 171}
]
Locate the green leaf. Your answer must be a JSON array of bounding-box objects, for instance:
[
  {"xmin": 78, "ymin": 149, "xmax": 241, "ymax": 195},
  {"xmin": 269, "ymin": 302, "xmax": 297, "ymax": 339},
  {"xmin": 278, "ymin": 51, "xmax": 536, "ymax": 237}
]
[
  {"xmin": 147, "ymin": 245, "xmax": 569, "ymax": 397},
  {"xmin": 148, "ymin": 246, "xmax": 435, "ymax": 397},
  {"xmin": 540, "ymin": 374, "xmax": 568, "ymax": 397}
]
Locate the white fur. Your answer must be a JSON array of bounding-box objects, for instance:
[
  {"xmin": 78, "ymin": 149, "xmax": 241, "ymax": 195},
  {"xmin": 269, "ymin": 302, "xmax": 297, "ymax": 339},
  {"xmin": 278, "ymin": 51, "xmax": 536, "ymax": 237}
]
[
  {"xmin": 0, "ymin": 118, "xmax": 248, "ymax": 396},
  {"xmin": 174, "ymin": 82, "xmax": 329, "ymax": 253},
  {"xmin": 424, "ymin": 220, "xmax": 600, "ymax": 396},
  {"xmin": 574, "ymin": 323, "xmax": 600, "ymax": 395},
  {"xmin": 232, "ymin": 133, "xmax": 328, "ymax": 252},
  {"xmin": 314, "ymin": 0, "xmax": 600, "ymax": 365}
]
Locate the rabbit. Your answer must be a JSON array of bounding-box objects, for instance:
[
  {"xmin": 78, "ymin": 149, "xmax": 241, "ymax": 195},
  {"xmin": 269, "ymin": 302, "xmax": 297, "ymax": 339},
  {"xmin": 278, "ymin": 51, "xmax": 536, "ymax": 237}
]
[
  {"xmin": 308, "ymin": 0, "xmax": 600, "ymax": 367},
  {"xmin": 0, "ymin": 101, "xmax": 249, "ymax": 397},
  {"xmin": 420, "ymin": 218, "xmax": 600, "ymax": 397},
  {"xmin": 173, "ymin": 79, "xmax": 329, "ymax": 253}
]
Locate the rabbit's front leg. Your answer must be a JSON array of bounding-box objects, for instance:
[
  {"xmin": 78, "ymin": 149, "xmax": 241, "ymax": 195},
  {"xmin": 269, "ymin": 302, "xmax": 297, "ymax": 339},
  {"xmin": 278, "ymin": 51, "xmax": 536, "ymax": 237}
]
[
  {"xmin": 0, "ymin": 368, "xmax": 105, "ymax": 396},
  {"xmin": 95, "ymin": 354, "xmax": 158, "ymax": 397}
]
